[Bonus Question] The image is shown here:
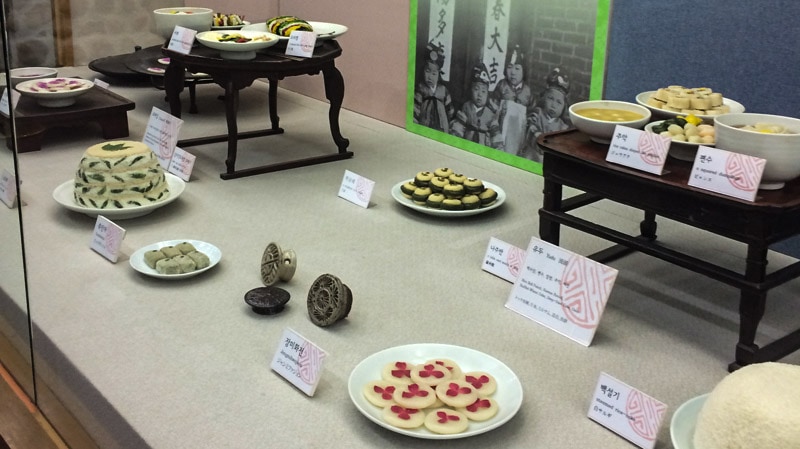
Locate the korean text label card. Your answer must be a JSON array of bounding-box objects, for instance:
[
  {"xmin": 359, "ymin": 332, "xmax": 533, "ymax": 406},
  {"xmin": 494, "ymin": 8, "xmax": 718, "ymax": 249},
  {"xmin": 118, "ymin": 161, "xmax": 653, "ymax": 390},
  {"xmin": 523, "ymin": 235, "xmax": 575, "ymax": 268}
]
[
  {"xmin": 338, "ymin": 170, "xmax": 374, "ymax": 208},
  {"xmin": 90, "ymin": 215, "xmax": 126, "ymax": 263},
  {"xmin": 482, "ymin": 237, "xmax": 525, "ymax": 283},
  {"xmin": 588, "ymin": 372, "xmax": 667, "ymax": 449},
  {"xmin": 688, "ymin": 145, "xmax": 765, "ymax": 202},
  {"xmin": 271, "ymin": 327, "xmax": 328, "ymax": 396},
  {"xmin": 143, "ymin": 106, "xmax": 183, "ymax": 169},
  {"xmin": 606, "ymin": 125, "xmax": 670, "ymax": 175},
  {"xmin": 505, "ymin": 237, "xmax": 618, "ymax": 346},
  {"xmin": 167, "ymin": 25, "xmax": 197, "ymax": 54}
]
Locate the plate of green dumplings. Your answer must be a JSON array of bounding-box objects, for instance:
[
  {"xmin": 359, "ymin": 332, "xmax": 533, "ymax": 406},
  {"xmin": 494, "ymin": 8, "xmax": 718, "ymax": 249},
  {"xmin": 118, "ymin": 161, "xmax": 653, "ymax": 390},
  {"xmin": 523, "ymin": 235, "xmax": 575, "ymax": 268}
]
[{"xmin": 130, "ymin": 239, "xmax": 221, "ymax": 279}]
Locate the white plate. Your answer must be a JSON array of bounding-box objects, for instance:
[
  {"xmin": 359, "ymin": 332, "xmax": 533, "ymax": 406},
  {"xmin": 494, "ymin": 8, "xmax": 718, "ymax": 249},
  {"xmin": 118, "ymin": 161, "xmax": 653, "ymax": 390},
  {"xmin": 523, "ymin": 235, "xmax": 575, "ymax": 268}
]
[
  {"xmin": 670, "ymin": 394, "xmax": 708, "ymax": 449},
  {"xmin": 195, "ymin": 30, "xmax": 280, "ymax": 60},
  {"xmin": 52, "ymin": 173, "xmax": 185, "ymax": 220},
  {"xmin": 211, "ymin": 20, "xmax": 250, "ymax": 30},
  {"xmin": 348, "ymin": 343, "xmax": 523, "ymax": 440},
  {"xmin": 241, "ymin": 21, "xmax": 348, "ymax": 41},
  {"xmin": 643, "ymin": 120, "xmax": 715, "ymax": 162},
  {"xmin": 15, "ymin": 77, "xmax": 94, "ymax": 108},
  {"xmin": 391, "ymin": 180, "xmax": 506, "ymax": 217},
  {"xmin": 130, "ymin": 239, "xmax": 221, "ymax": 280},
  {"xmin": 636, "ymin": 91, "xmax": 745, "ymax": 122}
]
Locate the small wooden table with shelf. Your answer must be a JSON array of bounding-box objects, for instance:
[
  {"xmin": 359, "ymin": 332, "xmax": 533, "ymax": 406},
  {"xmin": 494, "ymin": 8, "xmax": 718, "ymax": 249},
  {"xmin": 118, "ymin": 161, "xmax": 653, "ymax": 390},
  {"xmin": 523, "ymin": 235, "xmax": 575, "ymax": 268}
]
[
  {"xmin": 537, "ymin": 129, "xmax": 800, "ymax": 371},
  {"xmin": 162, "ymin": 40, "xmax": 352, "ymax": 180}
]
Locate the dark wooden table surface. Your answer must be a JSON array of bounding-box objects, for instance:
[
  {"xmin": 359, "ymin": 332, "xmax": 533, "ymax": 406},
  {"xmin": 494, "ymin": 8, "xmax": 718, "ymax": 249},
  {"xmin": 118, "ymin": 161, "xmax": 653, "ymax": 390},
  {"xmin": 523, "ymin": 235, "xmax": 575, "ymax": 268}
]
[{"xmin": 538, "ymin": 129, "xmax": 800, "ymax": 371}]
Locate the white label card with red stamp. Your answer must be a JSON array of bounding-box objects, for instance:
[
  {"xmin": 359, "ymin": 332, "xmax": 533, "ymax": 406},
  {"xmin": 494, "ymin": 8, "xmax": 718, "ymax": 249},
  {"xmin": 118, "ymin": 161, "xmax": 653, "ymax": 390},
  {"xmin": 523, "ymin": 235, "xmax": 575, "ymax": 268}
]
[
  {"xmin": 285, "ymin": 30, "xmax": 317, "ymax": 58},
  {"xmin": 168, "ymin": 26, "xmax": 197, "ymax": 54},
  {"xmin": 90, "ymin": 215, "xmax": 126, "ymax": 263},
  {"xmin": 482, "ymin": 237, "xmax": 525, "ymax": 283},
  {"xmin": 338, "ymin": 170, "xmax": 374, "ymax": 208},
  {"xmin": 504, "ymin": 237, "xmax": 618, "ymax": 346},
  {"xmin": 688, "ymin": 146, "xmax": 765, "ymax": 202},
  {"xmin": 168, "ymin": 147, "xmax": 196, "ymax": 182},
  {"xmin": 606, "ymin": 125, "xmax": 670, "ymax": 175},
  {"xmin": 588, "ymin": 372, "xmax": 667, "ymax": 449},
  {"xmin": 271, "ymin": 327, "xmax": 328, "ymax": 396},
  {"xmin": 143, "ymin": 107, "xmax": 184, "ymax": 169}
]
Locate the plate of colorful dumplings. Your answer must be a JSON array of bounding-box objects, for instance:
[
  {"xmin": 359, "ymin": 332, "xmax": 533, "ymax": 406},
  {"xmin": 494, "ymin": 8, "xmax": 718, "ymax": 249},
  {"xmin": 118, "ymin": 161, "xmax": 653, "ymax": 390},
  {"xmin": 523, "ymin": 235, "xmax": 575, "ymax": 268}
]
[
  {"xmin": 391, "ymin": 168, "xmax": 506, "ymax": 217},
  {"xmin": 130, "ymin": 239, "xmax": 221, "ymax": 279}
]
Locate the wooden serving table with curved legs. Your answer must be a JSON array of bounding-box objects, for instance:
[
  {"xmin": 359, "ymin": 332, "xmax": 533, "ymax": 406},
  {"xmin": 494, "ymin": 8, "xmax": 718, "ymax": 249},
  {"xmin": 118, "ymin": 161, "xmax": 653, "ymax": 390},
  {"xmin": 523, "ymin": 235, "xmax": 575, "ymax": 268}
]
[
  {"xmin": 537, "ymin": 129, "xmax": 800, "ymax": 371},
  {"xmin": 162, "ymin": 40, "xmax": 352, "ymax": 179}
]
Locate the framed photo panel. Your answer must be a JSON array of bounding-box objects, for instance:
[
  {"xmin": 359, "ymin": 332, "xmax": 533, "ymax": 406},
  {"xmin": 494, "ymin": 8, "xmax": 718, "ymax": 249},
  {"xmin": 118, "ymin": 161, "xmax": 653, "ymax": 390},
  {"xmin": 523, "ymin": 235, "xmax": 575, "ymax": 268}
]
[{"xmin": 407, "ymin": 0, "xmax": 611, "ymax": 174}]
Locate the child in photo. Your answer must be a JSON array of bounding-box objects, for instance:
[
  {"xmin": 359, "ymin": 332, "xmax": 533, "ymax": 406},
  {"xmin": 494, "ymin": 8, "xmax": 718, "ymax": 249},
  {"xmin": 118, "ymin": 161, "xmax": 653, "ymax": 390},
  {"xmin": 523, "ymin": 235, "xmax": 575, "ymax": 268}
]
[
  {"xmin": 413, "ymin": 42, "xmax": 454, "ymax": 133},
  {"xmin": 490, "ymin": 44, "xmax": 534, "ymax": 155},
  {"xmin": 451, "ymin": 62, "xmax": 504, "ymax": 150},
  {"xmin": 522, "ymin": 67, "xmax": 572, "ymax": 162}
]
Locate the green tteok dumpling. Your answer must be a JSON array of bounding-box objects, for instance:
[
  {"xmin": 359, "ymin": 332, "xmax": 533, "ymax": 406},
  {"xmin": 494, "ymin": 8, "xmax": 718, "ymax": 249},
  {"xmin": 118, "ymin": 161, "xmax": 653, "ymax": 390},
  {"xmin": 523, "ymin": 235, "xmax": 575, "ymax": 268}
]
[
  {"xmin": 160, "ymin": 246, "xmax": 182, "ymax": 258},
  {"xmin": 155, "ymin": 257, "xmax": 181, "ymax": 275},
  {"xmin": 186, "ymin": 251, "xmax": 210, "ymax": 269},
  {"xmin": 175, "ymin": 241, "xmax": 197, "ymax": 255},
  {"xmin": 143, "ymin": 250, "xmax": 166, "ymax": 269},
  {"xmin": 173, "ymin": 255, "xmax": 197, "ymax": 273}
]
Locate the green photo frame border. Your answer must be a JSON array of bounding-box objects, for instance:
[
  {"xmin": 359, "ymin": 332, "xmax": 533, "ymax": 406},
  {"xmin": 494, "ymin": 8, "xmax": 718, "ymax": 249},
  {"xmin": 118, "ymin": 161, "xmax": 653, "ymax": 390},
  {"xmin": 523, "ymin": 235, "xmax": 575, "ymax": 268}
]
[{"xmin": 405, "ymin": 0, "xmax": 611, "ymax": 176}]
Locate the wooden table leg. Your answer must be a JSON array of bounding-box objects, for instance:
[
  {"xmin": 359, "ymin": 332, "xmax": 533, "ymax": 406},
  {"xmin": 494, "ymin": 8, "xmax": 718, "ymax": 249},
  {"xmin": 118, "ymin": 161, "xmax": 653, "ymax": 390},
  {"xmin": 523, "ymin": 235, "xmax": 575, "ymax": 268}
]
[
  {"xmin": 730, "ymin": 243, "xmax": 769, "ymax": 371},
  {"xmin": 164, "ymin": 61, "xmax": 186, "ymax": 119},
  {"xmin": 267, "ymin": 77, "xmax": 280, "ymax": 129},
  {"xmin": 322, "ymin": 62, "xmax": 350, "ymax": 152},
  {"xmin": 224, "ymin": 80, "xmax": 240, "ymax": 176},
  {"xmin": 539, "ymin": 177, "xmax": 563, "ymax": 245}
]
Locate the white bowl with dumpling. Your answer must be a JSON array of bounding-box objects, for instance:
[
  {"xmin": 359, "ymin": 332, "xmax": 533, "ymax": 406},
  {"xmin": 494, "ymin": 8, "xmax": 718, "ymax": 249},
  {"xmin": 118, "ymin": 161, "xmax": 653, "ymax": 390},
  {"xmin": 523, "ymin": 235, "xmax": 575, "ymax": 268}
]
[{"xmin": 714, "ymin": 113, "xmax": 800, "ymax": 190}]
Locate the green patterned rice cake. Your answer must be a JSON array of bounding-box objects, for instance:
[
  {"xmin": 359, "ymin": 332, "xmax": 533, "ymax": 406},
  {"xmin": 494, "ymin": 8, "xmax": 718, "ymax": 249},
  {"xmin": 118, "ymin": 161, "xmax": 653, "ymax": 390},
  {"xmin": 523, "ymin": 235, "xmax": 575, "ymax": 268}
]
[{"xmin": 73, "ymin": 140, "xmax": 170, "ymax": 209}]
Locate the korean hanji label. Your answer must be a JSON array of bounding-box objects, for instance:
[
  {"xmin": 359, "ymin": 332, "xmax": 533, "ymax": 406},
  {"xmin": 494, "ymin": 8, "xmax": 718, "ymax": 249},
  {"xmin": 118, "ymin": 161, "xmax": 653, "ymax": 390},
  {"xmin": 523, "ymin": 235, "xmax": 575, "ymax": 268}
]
[
  {"xmin": 271, "ymin": 327, "xmax": 328, "ymax": 396},
  {"xmin": 143, "ymin": 106, "xmax": 183, "ymax": 169},
  {"xmin": 167, "ymin": 25, "xmax": 197, "ymax": 54},
  {"xmin": 168, "ymin": 147, "xmax": 196, "ymax": 182},
  {"xmin": 93, "ymin": 78, "xmax": 110, "ymax": 89},
  {"xmin": 505, "ymin": 237, "xmax": 618, "ymax": 346},
  {"xmin": 0, "ymin": 87, "xmax": 20, "ymax": 115},
  {"xmin": 606, "ymin": 125, "xmax": 670, "ymax": 175},
  {"xmin": 338, "ymin": 170, "xmax": 374, "ymax": 208},
  {"xmin": 0, "ymin": 168, "xmax": 18, "ymax": 208},
  {"xmin": 482, "ymin": 237, "xmax": 526, "ymax": 283},
  {"xmin": 90, "ymin": 215, "xmax": 126, "ymax": 263},
  {"xmin": 688, "ymin": 145, "xmax": 765, "ymax": 202},
  {"xmin": 588, "ymin": 372, "xmax": 667, "ymax": 449},
  {"xmin": 285, "ymin": 30, "xmax": 316, "ymax": 58}
]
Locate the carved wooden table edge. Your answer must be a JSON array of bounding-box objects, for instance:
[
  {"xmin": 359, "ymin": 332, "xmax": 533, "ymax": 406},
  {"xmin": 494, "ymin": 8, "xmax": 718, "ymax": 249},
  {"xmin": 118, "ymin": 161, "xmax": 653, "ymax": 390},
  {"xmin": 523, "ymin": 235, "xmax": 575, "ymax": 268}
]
[{"xmin": 537, "ymin": 128, "xmax": 800, "ymax": 371}]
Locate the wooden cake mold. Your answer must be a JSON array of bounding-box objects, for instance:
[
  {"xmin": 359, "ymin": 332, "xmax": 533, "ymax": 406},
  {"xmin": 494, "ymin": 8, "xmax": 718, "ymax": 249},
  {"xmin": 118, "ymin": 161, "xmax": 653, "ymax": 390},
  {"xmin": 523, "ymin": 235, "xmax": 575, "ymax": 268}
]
[
  {"xmin": 261, "ymin": 242, "xmax": 297, "ymax": 286},
  {"xmin": 244, "ymin": 286, "xmax": 291, "ymax": 315},
  {"xmin": 307, "ymin": 273, "xmax": 352, "ymax": 327}
]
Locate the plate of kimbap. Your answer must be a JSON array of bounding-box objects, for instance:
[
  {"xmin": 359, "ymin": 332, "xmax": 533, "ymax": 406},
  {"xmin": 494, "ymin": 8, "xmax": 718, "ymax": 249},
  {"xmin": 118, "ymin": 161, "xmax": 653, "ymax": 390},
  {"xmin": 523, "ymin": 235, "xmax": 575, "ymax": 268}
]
[{"xmin": 130, "ymin": 239, "xmax": 221, "ymax": 279}]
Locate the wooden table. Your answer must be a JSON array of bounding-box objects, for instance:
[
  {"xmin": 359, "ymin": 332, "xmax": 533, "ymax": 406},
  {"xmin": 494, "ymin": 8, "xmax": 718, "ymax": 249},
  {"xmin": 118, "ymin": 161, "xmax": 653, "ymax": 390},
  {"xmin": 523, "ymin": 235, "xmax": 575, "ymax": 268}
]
[
  {"xmin": 1, "ymin": 86, "xmax": 135, "ymax": 153},
  {"xmin": 538, "ymin": 129, "xmax": 800, "ymax": 371},
  {"xmin": 162, "ymin": 40, "xmax": 352, "ymax": 179}
]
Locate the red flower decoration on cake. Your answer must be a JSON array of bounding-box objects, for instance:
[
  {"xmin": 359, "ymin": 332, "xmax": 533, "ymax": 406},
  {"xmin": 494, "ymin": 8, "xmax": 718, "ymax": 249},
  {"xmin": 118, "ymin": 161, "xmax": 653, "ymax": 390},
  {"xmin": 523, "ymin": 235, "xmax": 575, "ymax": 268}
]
[
  {"xmin": 390, "ymin": 405, "xmax": 419, "ymax": 420},
  {"xmin": 436, "ymin": 410, "xmax": 461, "ymax": 423},
  {"xmin": 466, "ymin": 398, "xmax": 491, "ymax": 412},
  {"xmin": 465, "ymin": 374, "xmax": 489, "ymax": 388},
  {"xmin": 445, "ymin": 382, "xmax": 472, "ymax": 397},
  {"xmin": 433, "ymin": 360, "xmax": 453, "ymax": 372},
  {"xmin": 391, "ymin": 362, "xmax": 411, "ymax": 378},
  {"xmin": 373, "ymin": 385, "xmax": 396, "ymax": 400},
  {"xmin": 402, "ymin": 383, "xmax": 429, "ymax": 398},
  {"xmin": 419, "ymin": 364, "xmax": 445, "ymax": 378}
]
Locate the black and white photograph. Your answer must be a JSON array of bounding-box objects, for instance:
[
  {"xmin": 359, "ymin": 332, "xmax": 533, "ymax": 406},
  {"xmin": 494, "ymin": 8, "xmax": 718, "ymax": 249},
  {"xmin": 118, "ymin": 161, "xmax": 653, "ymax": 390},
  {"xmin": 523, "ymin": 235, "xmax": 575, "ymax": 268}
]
[{"xmin": 409, "ymin": 0, "xmax": 602, "ymax": 167}]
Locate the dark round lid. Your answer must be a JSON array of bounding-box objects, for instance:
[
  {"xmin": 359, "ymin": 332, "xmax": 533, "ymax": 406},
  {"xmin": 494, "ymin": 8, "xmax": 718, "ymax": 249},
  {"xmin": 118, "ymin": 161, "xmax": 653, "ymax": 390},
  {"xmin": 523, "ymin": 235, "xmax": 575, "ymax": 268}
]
[{"xmin": 244, "ymin": 286, "xmax": 291, "ymax": 315}]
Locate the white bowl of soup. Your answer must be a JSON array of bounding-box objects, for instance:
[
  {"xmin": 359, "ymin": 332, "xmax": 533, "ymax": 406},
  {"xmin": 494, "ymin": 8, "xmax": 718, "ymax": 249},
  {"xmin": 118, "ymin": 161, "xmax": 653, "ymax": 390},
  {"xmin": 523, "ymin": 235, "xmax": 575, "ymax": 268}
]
[
  {"xmin": 714, "ymin": 113, "xmax": 800, "ymax": 190},
  {"xmin": 153, "ymin": 7, "xmax": 214, "ymax": 39},
  {"xmin": 569, "ymin": 100, "xmax": 651, "ymax": 144}
]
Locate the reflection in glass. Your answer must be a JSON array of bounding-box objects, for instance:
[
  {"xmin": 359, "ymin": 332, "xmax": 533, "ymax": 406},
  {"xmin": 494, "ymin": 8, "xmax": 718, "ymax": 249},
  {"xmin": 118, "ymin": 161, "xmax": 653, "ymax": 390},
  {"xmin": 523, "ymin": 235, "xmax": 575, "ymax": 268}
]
[{"xmin": 0, "ymin": 0, "xmax": 35, "ymax": 399}]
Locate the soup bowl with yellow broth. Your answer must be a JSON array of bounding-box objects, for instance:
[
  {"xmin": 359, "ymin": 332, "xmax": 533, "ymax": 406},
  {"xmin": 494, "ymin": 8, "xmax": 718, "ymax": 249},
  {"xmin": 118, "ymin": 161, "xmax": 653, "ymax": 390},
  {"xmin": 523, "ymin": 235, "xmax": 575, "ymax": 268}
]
[{"xmin": 569, "ymin": 100, "xmax": 651, "ymax": 144}]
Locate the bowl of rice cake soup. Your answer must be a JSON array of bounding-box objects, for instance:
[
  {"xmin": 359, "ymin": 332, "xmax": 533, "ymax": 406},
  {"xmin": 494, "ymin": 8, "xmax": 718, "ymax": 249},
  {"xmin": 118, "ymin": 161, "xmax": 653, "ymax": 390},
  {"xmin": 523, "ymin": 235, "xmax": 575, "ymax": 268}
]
[
  {"xmin": 153, "ymin": 7, "xmax": 213, "ymax": 39},
  {"xmin": 714, "ymin": 112, "xmax": 800, "ymax": 190},
  {"xmin": 569, "ymin": 100, "xmax": 651, "ymax": 144}
]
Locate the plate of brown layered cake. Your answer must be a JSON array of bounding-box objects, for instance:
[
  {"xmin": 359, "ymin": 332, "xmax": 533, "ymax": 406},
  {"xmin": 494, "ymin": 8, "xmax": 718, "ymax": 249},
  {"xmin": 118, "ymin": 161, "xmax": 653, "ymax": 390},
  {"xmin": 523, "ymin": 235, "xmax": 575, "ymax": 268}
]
[
  {"xmin": 53, "ymin": 173, "xmax": 185, "ymax": 220},
  {"xmin": 348, "ymin": 343, "xmax": 523, "ymax": 439},
  {"xmin": 130, "ymin": 239, "xmax": 221, "ymax": 280}
]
